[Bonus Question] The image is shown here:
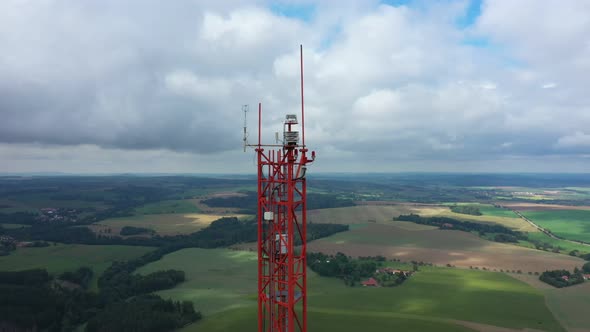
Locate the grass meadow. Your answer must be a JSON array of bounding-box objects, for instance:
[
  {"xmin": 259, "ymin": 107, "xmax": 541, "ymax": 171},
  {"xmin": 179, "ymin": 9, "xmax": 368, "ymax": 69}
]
[
  {"xmin": 0, "ymin": 244, "xmax": 153, "ymax": 290},
  {"xmin": 139, "ymin": 248, "xmax": 565, "ymax": 332},
  {"xmin": 543, "ymin": 281, "xmax": 590, "ymax": 331},
  {"xmin": 136, "ymin": 248, "xmax": 258, "ymax": 315},
  {"xmin": 192, "ymin": 306, "xmax": 476, "ymax": 332}
]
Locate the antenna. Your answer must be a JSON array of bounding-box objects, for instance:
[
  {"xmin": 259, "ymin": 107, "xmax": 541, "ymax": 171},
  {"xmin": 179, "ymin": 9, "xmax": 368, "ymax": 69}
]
[
  {"xmin": 243, "ymin": 104, "xmax": 249, "ymax": 152},
  {"xmin": 300, "ymin": 44, "xmax": 305, "ymax": 147}
]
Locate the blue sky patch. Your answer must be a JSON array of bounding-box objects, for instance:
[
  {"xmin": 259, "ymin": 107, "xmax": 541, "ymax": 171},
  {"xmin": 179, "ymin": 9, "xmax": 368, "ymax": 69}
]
[
  {"xmin": 461, "ymin": 36, "xmax": 490, "ymax": 47},
  {"xmin": 456, "ymin": 0, "xmax": 482, "ymax": 28},
  {"xmin": 380, "ymin": 0, "xmax": 413, "ymax": 6},
  {"xmin": 270, "ymin": 3, "xmax": 316, "ymax": 22}
]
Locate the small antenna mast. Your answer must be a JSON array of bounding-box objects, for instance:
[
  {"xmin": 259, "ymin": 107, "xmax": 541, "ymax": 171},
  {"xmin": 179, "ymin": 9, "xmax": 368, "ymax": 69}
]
[
  {"xmin": 300, "ymin": 44, "xmax": 305, "ymax": 148},
  {"xmin": 242, "ymin": 104, "xmax": 249, "ymax": 152}
]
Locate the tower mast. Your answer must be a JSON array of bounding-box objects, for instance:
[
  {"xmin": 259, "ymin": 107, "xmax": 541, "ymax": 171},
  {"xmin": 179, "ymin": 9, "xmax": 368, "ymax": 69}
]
[{"xmin": 246, "ymin": 45, "xmax": 315, "ymax": 332}]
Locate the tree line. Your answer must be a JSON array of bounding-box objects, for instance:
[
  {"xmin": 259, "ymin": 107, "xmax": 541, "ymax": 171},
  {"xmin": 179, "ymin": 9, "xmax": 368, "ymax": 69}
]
[
  {"xmin": 450, "ymin": 205, "xmax": 482, "ymax": 216},
  {"xmin": 396, "ymin": 214, "xmax": 526, "ymax": 243},
  {"xmin": 201, "ymin": 191, "xmax": 355, "ymax": 214},
  {"xmin": 4, "ymin": 217, "xmax": 348, "ymax": 250}
]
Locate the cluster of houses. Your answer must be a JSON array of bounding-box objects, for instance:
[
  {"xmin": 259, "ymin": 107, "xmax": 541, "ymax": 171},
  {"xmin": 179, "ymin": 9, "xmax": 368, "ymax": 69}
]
[
  {"xmin": 560, "ymin": 274, "xmax": 590, "ymax": 282},
  {"xmin": 0, "ymin": 235, "xmax": 16, "ymax": 246},
  {"xmin": 36, "ymin": 208, "xmax": 78, "ymax": 223},
  {"xmin": 361, "ymin": 267, "xmax": 413, "ymax": 287}
]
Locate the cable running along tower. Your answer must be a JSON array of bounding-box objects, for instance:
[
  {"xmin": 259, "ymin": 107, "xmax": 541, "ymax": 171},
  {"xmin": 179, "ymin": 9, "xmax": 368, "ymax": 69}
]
[{"xmin": 244, "ymin": 45, "xmax": 315, "ymax": 332}]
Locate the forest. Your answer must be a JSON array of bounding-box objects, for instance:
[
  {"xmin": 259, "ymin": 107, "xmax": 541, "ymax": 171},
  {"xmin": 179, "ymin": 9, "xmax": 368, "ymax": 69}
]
[{"xmin": 0, "ymin": 269, "xmax": 198, "ymax": 331}]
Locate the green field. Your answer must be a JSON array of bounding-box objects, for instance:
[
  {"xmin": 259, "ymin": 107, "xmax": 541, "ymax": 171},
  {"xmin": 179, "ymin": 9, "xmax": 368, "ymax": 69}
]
[
  {"xmin": 0, "ymin": 244, "xmax": 153, "ymax": 290},
  {"xmin": 322, "ymin": 222, "xmax": 480, "ymax": 250},
  {"xmin": 544, "ymin": 282, "xmax": 590, "ymax": 331},
  {"xmin": 478, "ymin": 204, "xmax": 519, "ymax": 218},
  {"xmin": 442, "ymin": 203, "xmax": 519, "ymax": 218},
  {"xmin": 192, "ymin": 306, "xmax": 476, "ymax": 332},
  {"xmin": 137, "ymin": 248, "xmax": 258, "ymax": 315},
  {"xmin": 524, "ymin": 232, "xmax": 590, "ymax": 254},
  {"xmin": 522, "ymin": 210, "xmax": 590, "ymax": 243},
  {"xmin": 309, "ymin": 267, "xmax": 563, "ymax": 331},
  {"xmin": 134, "ymin": 199, "xmax": 200, "ymax": 215},
  {"xmin": 140, "ymin": 248, "xmax": 564, "ymax": 332}
]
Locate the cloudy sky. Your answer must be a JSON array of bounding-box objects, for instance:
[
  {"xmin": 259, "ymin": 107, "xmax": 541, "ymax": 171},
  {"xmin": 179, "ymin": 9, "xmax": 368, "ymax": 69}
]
[{"xmin": 1, "ymin": 0, "xmax": 589, "ymax": 173}]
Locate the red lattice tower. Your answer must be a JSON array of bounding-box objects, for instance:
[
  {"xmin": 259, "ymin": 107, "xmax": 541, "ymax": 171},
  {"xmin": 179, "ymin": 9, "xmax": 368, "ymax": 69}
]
[{"xmin": 247, "ymin": 45, "xmax": 315, "ymax": 332}]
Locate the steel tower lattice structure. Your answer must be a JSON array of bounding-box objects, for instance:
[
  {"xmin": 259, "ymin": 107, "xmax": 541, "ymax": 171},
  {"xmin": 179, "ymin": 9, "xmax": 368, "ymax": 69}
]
[{"xmin": 246, "ymin": 45, "xmax": 314, "ymax": 332}]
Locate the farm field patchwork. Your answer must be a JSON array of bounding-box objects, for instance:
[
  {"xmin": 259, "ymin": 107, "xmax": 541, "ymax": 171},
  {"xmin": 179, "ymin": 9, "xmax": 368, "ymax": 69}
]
[
  {"xmin": 420, "ymin": 204, "xmax": 537, "ymax": 232},
  {"xmin": 307, "ymin": 204, "xmax": 537, "ymax": 233},
  {"xmin": 97, "ymin": 213, "xmax": 250, "ymax": 236},
  {"xmin": 0, "ymin": 244, "xmax": 153, "ymax": 290},
  {"xmin": 520, "ymin": 210, "xmax": 590, "ymax": 243},
  {"xmin": 307, "ymin": 223, "xmax": 584, "ymax": 272},
  {"xmin": 144, "ymin": 248, "xmax": 564, "ymax": 332}
]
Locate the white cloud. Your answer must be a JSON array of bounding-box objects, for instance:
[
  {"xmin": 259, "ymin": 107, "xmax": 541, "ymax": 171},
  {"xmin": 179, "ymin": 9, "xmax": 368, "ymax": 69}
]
[
  {"xmin": 556, "ymin": 132, "xmax": 590, "ymax": 148},
  {"xmin": 0, "ymin": 0, "xmax": 589, "ymax": 172},
  {"xmin": 480, "ymin": 82, "xmax": 497, "ymax": 90},
  {"xmin": 500, "ymin": 142, "xmax": 513, "ymax": 148},
  {"xmin": 165, "ymin": 70, "xmax": 232, "ymax": 99}
]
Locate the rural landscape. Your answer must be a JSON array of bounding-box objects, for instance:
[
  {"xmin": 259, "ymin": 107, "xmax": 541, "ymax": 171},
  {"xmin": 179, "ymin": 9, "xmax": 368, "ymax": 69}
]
[
  {"xmin": 2, "ymin": 0, "xmax": 590, "ymax": 331},
  {"xmin": 1, "ymin": 173, "xmax": 590, "ymax": 332}
]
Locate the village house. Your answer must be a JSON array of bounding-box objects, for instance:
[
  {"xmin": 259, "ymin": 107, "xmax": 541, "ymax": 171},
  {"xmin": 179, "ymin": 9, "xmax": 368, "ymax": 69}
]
[{"xmin": 361, "ymin": 277, "xmax": 379, "ymax": 287}]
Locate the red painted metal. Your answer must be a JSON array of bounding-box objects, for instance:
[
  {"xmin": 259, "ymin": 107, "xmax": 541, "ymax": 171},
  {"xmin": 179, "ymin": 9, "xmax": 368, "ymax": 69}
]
[{"xmin": 254, "ymin": 45, "xmax": 314, "ymax": 332}]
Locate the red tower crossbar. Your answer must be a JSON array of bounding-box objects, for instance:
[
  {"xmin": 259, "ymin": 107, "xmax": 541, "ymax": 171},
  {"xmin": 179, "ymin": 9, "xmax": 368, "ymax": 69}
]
[{"xmin": 254, "ymin": 45, "xmax": 314, "ymax": 332}]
